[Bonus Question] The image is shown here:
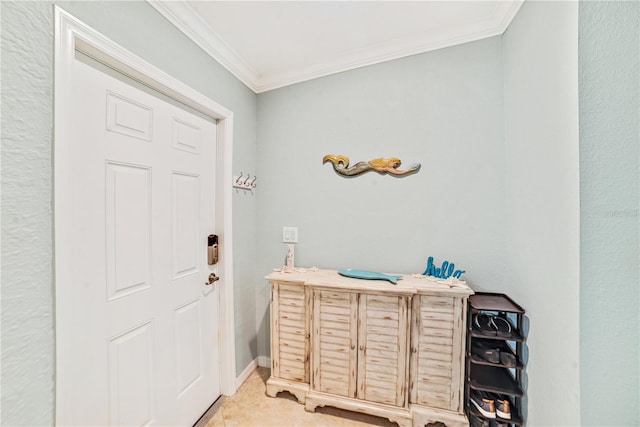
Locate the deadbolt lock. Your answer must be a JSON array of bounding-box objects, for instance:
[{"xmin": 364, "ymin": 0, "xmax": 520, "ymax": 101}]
[{"xmin": 208, "ymin": 235, "xmax": 219, "ymax": 265}]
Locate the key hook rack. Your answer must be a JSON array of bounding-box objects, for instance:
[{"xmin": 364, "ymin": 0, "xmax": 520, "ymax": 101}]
[{"xmin": 233, "ymin": 172, "xmax": 257, "ymax": 190}]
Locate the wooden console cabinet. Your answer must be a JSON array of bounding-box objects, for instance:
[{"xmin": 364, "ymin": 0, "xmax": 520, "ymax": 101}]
[{"xmin": 266, "ymin": 269, "xmax": 472, "ymax": 427}]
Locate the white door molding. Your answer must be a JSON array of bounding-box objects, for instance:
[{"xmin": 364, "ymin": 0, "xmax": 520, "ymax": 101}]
[{"xmin": 54, "ymin": 6, "xmax": 236, "ymax": 423}]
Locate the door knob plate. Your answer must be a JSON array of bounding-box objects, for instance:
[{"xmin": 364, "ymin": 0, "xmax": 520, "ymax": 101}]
[{"xmin": 205, "ymin": 273, "xmax": 219, "ymax": 285}]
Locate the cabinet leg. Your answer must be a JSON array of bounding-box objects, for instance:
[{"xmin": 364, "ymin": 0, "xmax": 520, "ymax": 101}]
[
  {"xmin": 265, "ymin": 384, "xmax": 278, "ymax": 398},
  {"xmin": 290, "ymin": 390, "xmax": 307, "ymax": 404},
  {"xmin": 304, "ymin": 400, "xmax": 319, "ymax": 413},
  {"xmin": 266, "ymin": 378, "xmax": 308, "ymax": 404},
  {"xmin": 390, "ymin": 416, "xmax": 413, "ymax": 427}
]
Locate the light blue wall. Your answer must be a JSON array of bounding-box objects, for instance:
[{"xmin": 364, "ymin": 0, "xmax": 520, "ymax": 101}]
[
  {"xmin": 503, "ymin": 2, "xmax": 581, "ymax": 425},
  {"xmin": 256, "ymin": 37, "xmax": 506, "ymax": 360},
  {"xmin": 1, "ymin": 3, "xmax": 55, "ymax": 425},
  {"xmin": 1, "ymin": 2, "xmax": 257, "ymax": 425},
  {"xmin": 579, "ymin": 1, "xmax": 640, "ymax": 425}
]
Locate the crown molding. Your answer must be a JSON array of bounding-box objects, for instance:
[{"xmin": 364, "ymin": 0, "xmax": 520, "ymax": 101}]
[
  {"xmin": 147, "ymin": 0, "xmax": 259, "ymax": 92},
  {"xmin": 496, "ymin": 0, "xmax": 525, "ymax": 33},
  {"xmin": 148, "ymin": 0, "xmax": 523, "ymax": 94},
  {"xmin": 256, "ymin": 1, "xmax": 524, "ymax": 93}
]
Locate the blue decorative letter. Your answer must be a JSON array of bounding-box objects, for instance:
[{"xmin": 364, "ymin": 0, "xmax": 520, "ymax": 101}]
[
  {"xmin": 423, "ymin": 257, "xmax": 436, "ymax": 276},
  {"xmin": 423, "ymin": 256, "xmax": 466, "ymax": 280}
]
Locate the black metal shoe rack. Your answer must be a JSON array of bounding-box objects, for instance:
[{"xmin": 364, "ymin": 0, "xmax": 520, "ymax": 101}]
[{"xmin": 465, "ymin": 293, "xmax": 526, "ymax": 426}]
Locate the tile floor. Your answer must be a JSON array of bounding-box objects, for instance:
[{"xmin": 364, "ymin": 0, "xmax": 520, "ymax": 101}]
[{"xmin": 202, "ymin": 367, "xmax": 398, "ymax": 427}]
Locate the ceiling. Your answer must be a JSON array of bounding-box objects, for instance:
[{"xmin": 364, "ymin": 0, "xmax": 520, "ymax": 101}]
[{"xmin": 148, "ymin": 1, "xmax": 523, "ymax": 93}]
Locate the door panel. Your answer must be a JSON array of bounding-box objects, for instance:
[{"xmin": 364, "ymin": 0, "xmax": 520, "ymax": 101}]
[
  {"xmin": 172, "ymin": 172, "xmax": 200, "ymax": 278},
  {"xmin": 175, "ymin": 299, "xmax": 204, "ymax": 396},
  {"xmin": 106, "ymin": 91, "xmax": 153, "ymax": 141},
  {"xmin": 312, "ymin": 290, "xmax": 358, "ymax": 398},
  {"xmin": 172, "ymin": 117, "xmax": 202, "ymax": 154},
  {"xmin": 357, "ymin": 294, "xmax": 408, "ymax": 407},
  {"xmin": 272, "ymin": 283, "xmax": 310, "ymax": 382},
  {"xmin": 412, "ymin": 295, "xmax": 458, "ymax": 411},
  {"xmin": 108, "ymin": 322, "xmax": 155, "ymax": 426},
  {"xmin": 106, "ymin": 162, "xmax": 152, "ymax": 300}
]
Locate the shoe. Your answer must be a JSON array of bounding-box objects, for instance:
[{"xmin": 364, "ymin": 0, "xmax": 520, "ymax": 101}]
[
  {"xmin": 494, "ymin": 394, "xmax": 511, "ymax": 420},
  {"xmin": 490, "ymin": 316, "xmax": 514, "ymax": 338},
  {"xmin": 472, "ymin": 339, "xmax": 518, "ymax": 368},
  {"xmin": 471, "ymin": 339, "xmax": 500, "ymax": 364},
  {"xmin": 499, "ymin": 349, "xmax": 517, "ymax": 367},
  {"xmin": 470, "ymin": 390, "xmax": 496, "ymax": 419},
  {"xmin": 473, "ymin": 314, "xmax": 497, "ymax": 336},
  {"xmin": 469, "ymin": 414, "xmax": 490, "ymax": 427}
]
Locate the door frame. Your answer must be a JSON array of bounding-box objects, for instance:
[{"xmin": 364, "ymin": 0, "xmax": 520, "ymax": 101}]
[{"xmin": 53, "ymin": 7, "xmax": 236, "ymax": 423}]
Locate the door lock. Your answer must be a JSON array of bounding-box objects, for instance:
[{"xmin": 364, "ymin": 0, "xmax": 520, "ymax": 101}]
[
  {"xmin": 205, "ymin": 273, "xmax": 219, "ymax": 285},
  {"xmin": 207, "ymin": 234, "xmax": 219, "ymax": 265}
]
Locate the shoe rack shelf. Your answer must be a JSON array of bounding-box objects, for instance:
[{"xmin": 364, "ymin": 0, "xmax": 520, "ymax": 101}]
[{"xmin": 466, "ymin": 292, "xmax": 526, "ymax": 426}]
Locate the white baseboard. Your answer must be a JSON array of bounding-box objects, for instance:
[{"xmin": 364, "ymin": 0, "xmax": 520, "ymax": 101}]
[
  {"xmin": 257, "ymin": 355, "xmax": 271, "ymax": 368},
  {"xmin": 235, "ymin": 356, "xmax": 271, "ymax": 390},
  {"xmin": 235, "ymin": 358, "xmax": 258, "ymax": 390}
]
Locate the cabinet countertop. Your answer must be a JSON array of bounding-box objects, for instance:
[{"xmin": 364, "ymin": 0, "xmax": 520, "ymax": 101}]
[{"xmin": 266, "ymin": 268, "xmax": 474, "ymax": 297}]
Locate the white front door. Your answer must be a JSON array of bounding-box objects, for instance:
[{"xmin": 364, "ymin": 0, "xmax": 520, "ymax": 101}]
[{"xmin": 56, "ymin": 50, "xmax": 220, "ymax": 426}]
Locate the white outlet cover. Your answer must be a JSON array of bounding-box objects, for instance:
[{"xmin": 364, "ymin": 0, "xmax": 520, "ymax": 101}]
[{"xmin": 283, "ymin": 227, "xmax": 298, "ymax": 243}]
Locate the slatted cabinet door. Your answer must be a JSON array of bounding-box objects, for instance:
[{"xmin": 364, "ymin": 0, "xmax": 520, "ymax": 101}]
[
  {"xmin": 357, "ymin": 294, "xmax": 409, "ymax": 407},
  {"xmin": 410, "ymin": 295, "xmax": 465, "ymax": 412},
  {"xmin": 271, "ymin": 282, "xmax": 311, "ymax": 383},
  {"xmin": 312, "ymin": 290, "xmax": 358, "ymax": 398}
]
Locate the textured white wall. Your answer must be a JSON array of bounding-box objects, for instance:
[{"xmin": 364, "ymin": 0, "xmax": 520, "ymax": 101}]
[
  {"xmin": 1, "ymin": 2, "xmax": 56, "ymax": 425},
  {"xmin": 579, "ymin": 2, "xmax": 640, "ymax": 425},
  {"xmin": 1, "ymin": 2, "xmax": 258, "ymax": 425},
  {"xmin": 503, "ymin": 1, "xmax": 581, "ymax": 425},
  {"xmin": 256, "ymin": 37, "xmax": 506, "ymax": 360}
]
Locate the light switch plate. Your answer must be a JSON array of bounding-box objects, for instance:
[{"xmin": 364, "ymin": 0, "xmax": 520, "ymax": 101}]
[{"xmin": 282, "ymin": 227, "xmax": 298, "ymax": 243}]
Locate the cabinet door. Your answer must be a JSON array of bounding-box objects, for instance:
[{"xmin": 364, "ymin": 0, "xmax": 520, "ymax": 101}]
[
  {"xmin": 357, "ymin": 294, "xmax": 409, "ymax": 407},
  {"xmin": 271, "ymin": 282, "xmax": 310, "ymax": 382},
  {"xmin": 311, "ymin": 289, "xmax": 358, "ymax": 398},
  {"xmin": 410, "ymin": 295, "xmax": 465, "ymax": 412}
]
